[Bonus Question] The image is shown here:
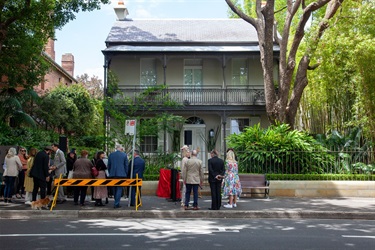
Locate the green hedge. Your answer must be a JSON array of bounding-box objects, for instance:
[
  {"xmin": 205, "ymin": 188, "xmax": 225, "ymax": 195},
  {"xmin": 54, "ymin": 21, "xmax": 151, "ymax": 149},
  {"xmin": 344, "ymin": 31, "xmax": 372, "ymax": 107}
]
[
  {"xmin": 266, "ymin": 173, "xmax": 375, "ymax": 181},
  {"xmin": 143, "ymin": 174, "xmax": 159, "ymax": 181},
  {"xmin": 143, "ymin": 173, "xmax": 375, "ymax": 181}
]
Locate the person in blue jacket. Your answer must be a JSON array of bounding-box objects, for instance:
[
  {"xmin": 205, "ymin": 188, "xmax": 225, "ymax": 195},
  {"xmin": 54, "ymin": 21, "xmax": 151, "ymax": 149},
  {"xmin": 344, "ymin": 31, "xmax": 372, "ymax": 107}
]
[
  {"xmin": 107, "ymin": 145, "xmax": 129, "ymax": 208},
  {"xmin": 128, "ymin": 149, "xmax": 145, "ymax": 206}
]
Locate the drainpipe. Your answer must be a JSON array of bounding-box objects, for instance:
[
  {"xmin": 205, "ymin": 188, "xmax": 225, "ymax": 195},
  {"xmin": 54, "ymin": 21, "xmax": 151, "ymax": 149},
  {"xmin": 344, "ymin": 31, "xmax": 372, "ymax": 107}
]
[
  {"xmin": 222, "ymin": 56, "xmax": 227, "ymax": 157},
  {"xmin": 163, "ymin": 54, "xmax": 167, "ymax": 85},
  {"xmin": 222, "ymin": 112, "xmax": 227, "ymax": 159}
]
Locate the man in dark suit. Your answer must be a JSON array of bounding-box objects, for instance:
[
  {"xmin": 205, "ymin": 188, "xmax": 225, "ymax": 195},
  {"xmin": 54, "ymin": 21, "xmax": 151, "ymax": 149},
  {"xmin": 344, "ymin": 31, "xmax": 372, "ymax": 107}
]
[
  {"xmin": 30, "ymin": 146, "xmax": 53, "ymax": 201},
  {"xmin": 128, "ymin": 149, "xmax": 145, "ymax": 206},
  {"xmin": 108, "ymin": 145, "xmax": 129, "ymax": 208},
  {"xmin": 208, "ymin": 149, "xmax": 225, "ymax": 210}
]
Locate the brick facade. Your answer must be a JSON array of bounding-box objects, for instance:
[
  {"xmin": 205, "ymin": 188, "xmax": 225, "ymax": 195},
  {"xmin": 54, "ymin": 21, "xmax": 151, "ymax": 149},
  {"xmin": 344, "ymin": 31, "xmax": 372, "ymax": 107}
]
[{"xmin": 35, "ymin": 39, "xmax": 77, "ymax": 95}]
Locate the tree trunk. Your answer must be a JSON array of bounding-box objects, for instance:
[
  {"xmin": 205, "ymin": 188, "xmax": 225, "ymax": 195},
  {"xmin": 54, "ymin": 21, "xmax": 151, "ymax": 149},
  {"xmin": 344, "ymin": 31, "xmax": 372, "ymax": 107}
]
[{"xmin": 226, "ymin": 0, "xmax": 345, "ymax": 128}]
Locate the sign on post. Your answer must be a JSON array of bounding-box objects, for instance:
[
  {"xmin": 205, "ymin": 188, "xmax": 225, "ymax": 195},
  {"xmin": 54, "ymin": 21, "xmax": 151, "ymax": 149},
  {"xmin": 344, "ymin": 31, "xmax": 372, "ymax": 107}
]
[
  {"xmin": 125, "ymin": 119, "xmax": 137, "ymax": 207},
  {"xmin": 125, "ymin": 120, "xmax": 136, "ymax": 135}
]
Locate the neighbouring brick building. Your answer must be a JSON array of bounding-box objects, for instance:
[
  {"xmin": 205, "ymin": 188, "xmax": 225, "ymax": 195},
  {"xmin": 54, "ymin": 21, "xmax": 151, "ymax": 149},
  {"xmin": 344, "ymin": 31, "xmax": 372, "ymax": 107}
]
[{"xmin": 35, "ymin": 39, "xmax": 77, "ymax": 95}]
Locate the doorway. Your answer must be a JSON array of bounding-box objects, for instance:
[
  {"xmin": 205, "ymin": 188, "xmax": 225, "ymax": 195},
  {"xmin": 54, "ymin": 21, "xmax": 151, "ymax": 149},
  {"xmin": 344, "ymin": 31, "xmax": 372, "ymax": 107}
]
[{"xmin": 182, "ymin": 124, "xmax": 206, "ymax": 168}]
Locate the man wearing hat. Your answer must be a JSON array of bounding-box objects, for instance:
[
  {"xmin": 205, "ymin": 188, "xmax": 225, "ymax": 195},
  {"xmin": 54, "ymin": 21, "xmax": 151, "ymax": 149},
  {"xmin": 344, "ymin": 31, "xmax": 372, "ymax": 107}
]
[{"xmin": 30, "ymin": 146, "xmax": 53, "ymax": 201}]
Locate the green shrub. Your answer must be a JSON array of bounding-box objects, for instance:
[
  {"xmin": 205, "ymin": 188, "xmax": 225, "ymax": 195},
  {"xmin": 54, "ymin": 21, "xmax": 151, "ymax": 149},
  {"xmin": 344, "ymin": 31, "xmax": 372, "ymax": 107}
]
[
  {"xmin": 266, "ymin": 173, "xmax": 374, "ymax": 181},
  {"xmin": 228, "ymin": 123, "xmax": 334, "ymax": 174}
]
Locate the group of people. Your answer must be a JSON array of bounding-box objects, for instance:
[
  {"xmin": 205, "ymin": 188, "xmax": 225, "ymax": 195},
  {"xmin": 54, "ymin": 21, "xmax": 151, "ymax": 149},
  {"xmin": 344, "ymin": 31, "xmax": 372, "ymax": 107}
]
[
  {"xmin": 3, "ymin": 143, "xmax": 240, "ymax": 210},
  {"xmin": 180, "ymin": 146, "xmax": 242, "ymax": 210},
  {"xmin": 2, "ymin": 144, "xmax": 146, "ymax": 209}
]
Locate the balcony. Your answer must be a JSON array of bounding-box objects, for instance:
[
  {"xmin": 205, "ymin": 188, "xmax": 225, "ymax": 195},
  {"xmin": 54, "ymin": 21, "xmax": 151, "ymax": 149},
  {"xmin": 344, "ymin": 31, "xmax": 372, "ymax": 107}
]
[{"xmin": 115, "ymin": 85, "xmax": 265, "ymax": 106}]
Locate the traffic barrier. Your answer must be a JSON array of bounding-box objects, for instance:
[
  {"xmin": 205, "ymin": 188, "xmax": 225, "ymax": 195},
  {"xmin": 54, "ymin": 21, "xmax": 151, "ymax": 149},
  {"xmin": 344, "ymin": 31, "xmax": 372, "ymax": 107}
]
[
  {"xmin": 51, "ymin": 174, "xmax": 142, "ymax": 211},
  {"xmin": 54, "ymin": 178, "xmax": 142, "ymax": 187}
]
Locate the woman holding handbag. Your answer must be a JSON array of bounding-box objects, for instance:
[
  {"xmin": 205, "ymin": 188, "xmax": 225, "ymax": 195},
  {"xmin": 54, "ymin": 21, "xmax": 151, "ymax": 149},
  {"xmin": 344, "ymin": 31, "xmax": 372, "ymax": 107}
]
[
  {"xmin": 93, "ymin": 151, "xmax": 108, "ymax": 206},
  {"xmin": 24, "ymin": 148, "xmax": 38, "ymax": 204}
]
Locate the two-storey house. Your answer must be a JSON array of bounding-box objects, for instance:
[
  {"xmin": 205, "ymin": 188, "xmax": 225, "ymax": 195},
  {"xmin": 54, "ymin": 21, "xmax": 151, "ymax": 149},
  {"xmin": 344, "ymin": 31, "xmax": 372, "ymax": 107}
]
[{"xmin": 102, "ymin": 5, "xmax": 279, "ymax": 166}]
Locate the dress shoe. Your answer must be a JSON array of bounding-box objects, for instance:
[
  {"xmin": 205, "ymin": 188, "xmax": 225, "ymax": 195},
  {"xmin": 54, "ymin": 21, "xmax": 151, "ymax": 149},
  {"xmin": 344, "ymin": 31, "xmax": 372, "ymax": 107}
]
[
  {"xmin": 193, "ymin": 207, "xmax": 199, "ymax": 210},
  {"xmin": 184, "ymin": 206, "xmax": 188, "ymax": 210},
  {"xmin": 114, "ymin": 205, "xmax": 122, "ymax": 209}
]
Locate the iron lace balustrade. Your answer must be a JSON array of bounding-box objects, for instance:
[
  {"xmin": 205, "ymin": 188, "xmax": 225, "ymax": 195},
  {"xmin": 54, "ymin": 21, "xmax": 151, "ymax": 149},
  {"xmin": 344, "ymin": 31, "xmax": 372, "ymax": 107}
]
[{"xmin": 115, "ymin": 85, "xmax": 265, "ymax": 105}]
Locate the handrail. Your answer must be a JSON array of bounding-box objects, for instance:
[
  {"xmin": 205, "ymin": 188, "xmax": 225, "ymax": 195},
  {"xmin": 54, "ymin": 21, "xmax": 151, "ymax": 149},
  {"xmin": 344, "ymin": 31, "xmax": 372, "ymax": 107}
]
[{"xmin": 115, "ymin": 85, "xmax": 265, "ymax": 105}]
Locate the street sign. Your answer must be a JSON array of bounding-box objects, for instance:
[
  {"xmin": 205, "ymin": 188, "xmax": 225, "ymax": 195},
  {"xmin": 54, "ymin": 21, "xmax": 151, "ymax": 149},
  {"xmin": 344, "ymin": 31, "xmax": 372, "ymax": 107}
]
[{"xmin": 125, "ymin": 119, "xmax": 136, "ymax": 135}]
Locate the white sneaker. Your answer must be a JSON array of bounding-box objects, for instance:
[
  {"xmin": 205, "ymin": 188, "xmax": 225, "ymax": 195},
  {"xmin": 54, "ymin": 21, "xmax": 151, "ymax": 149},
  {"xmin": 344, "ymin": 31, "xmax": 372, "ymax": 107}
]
[
  {"xmin": 223, "ymin": 204, "xmax": 233, "ymax": 208},
  {"xmin": 233, "ymin": 203, "xmax": 237, "ymax": 208},
  {"xmin": 25, "ymin": 201, "xmax": 32, "ymax": 205}
]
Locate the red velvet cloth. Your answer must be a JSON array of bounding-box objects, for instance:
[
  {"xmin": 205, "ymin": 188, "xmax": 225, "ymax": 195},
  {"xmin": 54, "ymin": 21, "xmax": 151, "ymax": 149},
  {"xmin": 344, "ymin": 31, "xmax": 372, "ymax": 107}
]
[{"xmin": 156, "ymin": 169, "xmax": 181, "ymax": 199}]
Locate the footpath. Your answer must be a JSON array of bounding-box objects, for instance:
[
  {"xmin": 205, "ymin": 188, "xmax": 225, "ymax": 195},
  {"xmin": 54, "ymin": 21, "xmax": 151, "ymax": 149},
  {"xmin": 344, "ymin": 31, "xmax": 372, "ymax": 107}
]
[{"xmin": 1, "ymin": 195, "xmax": 375, "ymax": 220}]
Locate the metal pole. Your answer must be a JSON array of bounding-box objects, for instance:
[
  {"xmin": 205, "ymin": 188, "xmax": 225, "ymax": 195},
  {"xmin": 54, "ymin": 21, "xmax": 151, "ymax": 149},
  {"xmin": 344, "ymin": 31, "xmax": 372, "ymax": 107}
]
[{"xmin": 128, "ymin": 120, "xmax": 136, "ymax": 207}]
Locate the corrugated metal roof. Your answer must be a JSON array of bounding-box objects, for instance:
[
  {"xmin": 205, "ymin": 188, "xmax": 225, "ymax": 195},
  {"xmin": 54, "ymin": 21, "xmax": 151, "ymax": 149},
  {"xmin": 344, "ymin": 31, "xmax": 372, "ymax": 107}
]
[{"xmin": 105, "ymin": 19, "xmax": 259, "ymax": 44}]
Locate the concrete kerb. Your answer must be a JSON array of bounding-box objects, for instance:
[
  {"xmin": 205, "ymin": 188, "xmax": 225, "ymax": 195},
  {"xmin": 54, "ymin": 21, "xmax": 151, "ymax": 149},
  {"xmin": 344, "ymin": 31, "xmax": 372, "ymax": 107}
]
[{"xmin": 2, "ymin": 210, "xmax": 375, "ymax": 220}]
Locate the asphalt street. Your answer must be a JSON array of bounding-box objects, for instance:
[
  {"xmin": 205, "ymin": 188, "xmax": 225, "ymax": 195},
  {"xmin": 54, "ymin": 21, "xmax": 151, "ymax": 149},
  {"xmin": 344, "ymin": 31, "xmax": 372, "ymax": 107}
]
[
  {"xmin": 1, "ymin": 218, "xmax": 375, "ymax": 249},
  {"xmin": 1, "ymin": 195, "xmax": 375, "ymax": 220}
]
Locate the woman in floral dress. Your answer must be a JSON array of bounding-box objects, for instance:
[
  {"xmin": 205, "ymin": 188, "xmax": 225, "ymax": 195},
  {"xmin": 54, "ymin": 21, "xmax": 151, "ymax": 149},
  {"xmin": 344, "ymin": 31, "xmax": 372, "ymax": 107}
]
[{"xmin": 222, "ymin": 149, "xmax": 242, "ymax": 208}]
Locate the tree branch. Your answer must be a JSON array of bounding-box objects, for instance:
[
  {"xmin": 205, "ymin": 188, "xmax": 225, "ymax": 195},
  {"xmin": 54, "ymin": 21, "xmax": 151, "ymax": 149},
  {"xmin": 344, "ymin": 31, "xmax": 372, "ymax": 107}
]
[{"xmin": 225, "ymin": 0, "xmax": 258, "ymax": 28}]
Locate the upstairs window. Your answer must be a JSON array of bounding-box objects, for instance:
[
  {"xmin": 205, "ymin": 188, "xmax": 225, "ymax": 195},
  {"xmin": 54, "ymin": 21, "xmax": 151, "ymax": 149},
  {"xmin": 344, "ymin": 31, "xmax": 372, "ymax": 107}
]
[
  {"xmin": 231, "ymin": 58, "xmax": 248, "ymax": 85},
  {"xmin": 140, "ymin": 58, "xmax": 157, "ymax": 87},
  {"xmin": 184, "ymin": 59, "xmax": 202, "ymax": 88}
]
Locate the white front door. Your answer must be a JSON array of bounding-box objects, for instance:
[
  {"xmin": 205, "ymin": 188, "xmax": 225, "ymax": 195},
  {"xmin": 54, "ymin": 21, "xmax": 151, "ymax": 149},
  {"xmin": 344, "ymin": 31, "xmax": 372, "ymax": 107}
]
[{"xmin": 182, "ymin": 124, "xmax": 206, "ymax": 168}]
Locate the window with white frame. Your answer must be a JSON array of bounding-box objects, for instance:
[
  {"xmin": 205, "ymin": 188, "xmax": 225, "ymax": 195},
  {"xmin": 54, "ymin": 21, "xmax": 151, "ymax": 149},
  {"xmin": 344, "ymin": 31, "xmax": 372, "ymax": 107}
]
[
  {"xmin": 140, "ymin": 118, "xmax": 158, "ymax": 153},
  {"xmin": 231, "ymin": 58, "xmax": 248, "ymax": 85},
  {"xmin": 184, "ymin": 59, "xmax": 202, "ymax": 87},
  {"xmin": 141, "ymin": 136, "xmax": 158, "ymax": 153},
  {"xmin": 230, "ymin": 118, "xmax": 250, "ymax": 134},
  {"xmin": 140, "ymin": 58, "xmax": 157, "ymax": 87},
  {"xmin": 184, "ymin": 59, "xmax": 202, "ymax": 102}
]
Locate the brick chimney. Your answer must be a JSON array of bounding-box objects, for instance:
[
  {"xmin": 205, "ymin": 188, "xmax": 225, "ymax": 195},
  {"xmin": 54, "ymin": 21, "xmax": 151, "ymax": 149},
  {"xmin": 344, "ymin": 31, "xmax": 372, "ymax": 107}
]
[
  {"xmin": 44, "ymin": 38, "xmax": 55, "ymax": 60},
  {"xmin": 61, "ymin": 53, "xmax": 74, "ymax": 77}
]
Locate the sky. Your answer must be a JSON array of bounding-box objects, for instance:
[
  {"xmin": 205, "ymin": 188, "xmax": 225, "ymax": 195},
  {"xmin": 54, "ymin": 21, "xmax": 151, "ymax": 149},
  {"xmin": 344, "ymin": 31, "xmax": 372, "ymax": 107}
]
[{"xmin": 54, "ymin": 0, "xmax": 231, "ymax": 81}]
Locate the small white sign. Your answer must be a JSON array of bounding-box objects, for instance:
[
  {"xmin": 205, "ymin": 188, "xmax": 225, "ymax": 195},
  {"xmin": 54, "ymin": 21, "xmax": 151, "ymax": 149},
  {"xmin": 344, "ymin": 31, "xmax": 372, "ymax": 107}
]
[{"xmin": 125, "ymin": 120, "xmax": 136, "ymax": 135}]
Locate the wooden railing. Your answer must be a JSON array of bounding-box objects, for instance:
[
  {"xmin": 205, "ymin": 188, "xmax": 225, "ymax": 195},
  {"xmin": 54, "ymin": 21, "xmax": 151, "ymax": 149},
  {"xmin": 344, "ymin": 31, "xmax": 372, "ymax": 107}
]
[{"xmin": 116, "ymin": 85, "xmax": 265, "ymax": 105}]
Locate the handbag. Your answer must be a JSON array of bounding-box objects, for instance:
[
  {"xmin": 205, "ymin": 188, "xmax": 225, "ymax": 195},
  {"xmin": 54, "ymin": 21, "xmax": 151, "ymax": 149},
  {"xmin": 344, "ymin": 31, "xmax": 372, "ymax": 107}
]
[
  {"xmin": 67, "ymin": 170, "xmax": 74, "ymax": 179},
  {"xmin": 91, "ymin": 166, "xmax": 99, "ymax": 177}
]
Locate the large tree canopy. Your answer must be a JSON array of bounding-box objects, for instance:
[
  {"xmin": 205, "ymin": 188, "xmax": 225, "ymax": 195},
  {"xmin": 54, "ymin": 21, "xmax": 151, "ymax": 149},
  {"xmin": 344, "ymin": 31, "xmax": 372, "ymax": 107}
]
[
  {"xmin": 225, "ymin": 0, "xmax": 344, "ymax": 128},
  {"xmin": 35, "ymin": 84, "xmax": 100, "ymax": 136},
  {"xmin": 299, "ymin": 1, "xmax": 375, "ymax": 140},
  {"xmin": 0, "ymin": 0, "xmax": 109, "ymax": 88}
]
